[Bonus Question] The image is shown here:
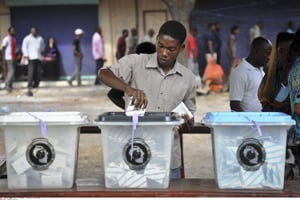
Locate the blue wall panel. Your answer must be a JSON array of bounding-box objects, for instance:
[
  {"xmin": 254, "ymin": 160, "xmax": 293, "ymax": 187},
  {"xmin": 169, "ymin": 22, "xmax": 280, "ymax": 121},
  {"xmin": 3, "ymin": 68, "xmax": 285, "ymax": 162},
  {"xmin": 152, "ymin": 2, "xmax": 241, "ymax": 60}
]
[{"xmin": 191, "ymin": 0, "xmax": 300, "ymax": 74}]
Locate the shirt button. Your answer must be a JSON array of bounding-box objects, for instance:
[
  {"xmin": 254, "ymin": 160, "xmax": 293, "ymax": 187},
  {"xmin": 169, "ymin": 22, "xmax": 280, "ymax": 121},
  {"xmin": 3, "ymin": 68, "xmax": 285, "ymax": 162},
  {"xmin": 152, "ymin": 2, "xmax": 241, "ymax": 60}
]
[{"xmin": 157, "ymin": 106, "xmax": 160, "ymax": 109}]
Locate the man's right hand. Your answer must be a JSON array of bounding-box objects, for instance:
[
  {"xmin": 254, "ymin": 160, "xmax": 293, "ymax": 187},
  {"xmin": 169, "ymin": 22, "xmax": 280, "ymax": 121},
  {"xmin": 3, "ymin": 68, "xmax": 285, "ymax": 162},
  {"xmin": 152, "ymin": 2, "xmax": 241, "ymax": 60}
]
[{"xmin": 125, "ymin": 86, "xmax": 148, "ymax": 109}]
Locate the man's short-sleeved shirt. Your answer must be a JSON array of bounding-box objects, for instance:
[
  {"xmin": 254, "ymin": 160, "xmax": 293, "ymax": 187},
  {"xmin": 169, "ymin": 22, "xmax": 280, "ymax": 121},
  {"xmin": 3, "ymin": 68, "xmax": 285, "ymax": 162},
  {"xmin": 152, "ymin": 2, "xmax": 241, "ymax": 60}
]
[
  {"xmin": 229, "ymin": 58, "xmax": 265, "ymax": 111},
  {"xmin": 103, "ymin": 53, "xmax": 196, "ymax": 114}
]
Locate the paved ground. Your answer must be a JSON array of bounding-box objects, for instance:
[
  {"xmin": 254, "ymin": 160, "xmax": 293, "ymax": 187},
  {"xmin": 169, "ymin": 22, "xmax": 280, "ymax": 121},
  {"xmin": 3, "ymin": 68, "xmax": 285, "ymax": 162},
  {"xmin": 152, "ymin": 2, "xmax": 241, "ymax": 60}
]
[{"xmin": 0, "ymin": 80, "xmax": 230, "ymax": 185}]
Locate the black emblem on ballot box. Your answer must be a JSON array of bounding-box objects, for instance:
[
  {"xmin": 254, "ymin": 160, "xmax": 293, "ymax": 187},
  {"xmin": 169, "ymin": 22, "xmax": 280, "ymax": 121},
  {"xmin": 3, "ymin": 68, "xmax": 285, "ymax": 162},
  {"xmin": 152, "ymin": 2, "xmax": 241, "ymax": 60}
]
[
  {"xmin": 236, "ymin": 138, "xmax": 266, "ymax": 171},
  {"xmin": 123, "ymin": 138, "xmax": 151, "ymax": 170},
  {"xmin": 26, "ymin": 138, "xmax": 55, "ymax": 170}
]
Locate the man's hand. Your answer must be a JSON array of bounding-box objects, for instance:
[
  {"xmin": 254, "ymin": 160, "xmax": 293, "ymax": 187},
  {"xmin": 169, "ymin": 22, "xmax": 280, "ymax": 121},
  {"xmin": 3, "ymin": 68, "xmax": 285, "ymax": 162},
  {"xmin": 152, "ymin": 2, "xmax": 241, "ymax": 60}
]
[
  {"xmin": 177, "ymin": 115, "xmax": 194, "ymax": 133},
  {"xmin": 294, "ymin": 103, "xmax": 300, "ymax": 115},
  {"xmin": 125, "ymin": 86, "xmax": 148, "ymax": 109}
]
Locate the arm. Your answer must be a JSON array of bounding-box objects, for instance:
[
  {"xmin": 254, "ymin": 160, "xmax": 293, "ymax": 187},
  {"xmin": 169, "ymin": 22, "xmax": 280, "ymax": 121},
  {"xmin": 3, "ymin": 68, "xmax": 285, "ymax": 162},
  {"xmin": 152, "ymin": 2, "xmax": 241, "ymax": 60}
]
[
  {"xmin": 73, "ymin": 44, "xmax": 82, "ymax": 58},
  {"xmin": 230, "ymin": 100, "xmax": 243, "ymax": 112},
  {"xmin": 294, "ymin": 104, "xmax": 300, "ymax": 115},
  {"xmin": 228, "ymin": 36, "xmax": 236, "ymax": 58},
  {"xmin": 179, "ymin": 77, "xmax": 196, "ymax": 132},
  {"xmin": 99, "ymin": 68, "xmax": 148, "ymax": 109},
  {"xmin": 207, "ymin": 40, "xmax": 214, "ymax": 56},
  {"xmin": 21, "ymin": 37, "xmax": 29, "ymax": 58}
]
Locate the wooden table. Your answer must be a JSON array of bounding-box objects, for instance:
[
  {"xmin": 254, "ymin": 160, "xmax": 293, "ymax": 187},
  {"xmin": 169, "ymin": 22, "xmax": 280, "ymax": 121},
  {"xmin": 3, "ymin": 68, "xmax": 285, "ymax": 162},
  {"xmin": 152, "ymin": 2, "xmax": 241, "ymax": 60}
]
[{"xmin": 1, "ymin": 179, "xmax": 300, "ymax": 197}]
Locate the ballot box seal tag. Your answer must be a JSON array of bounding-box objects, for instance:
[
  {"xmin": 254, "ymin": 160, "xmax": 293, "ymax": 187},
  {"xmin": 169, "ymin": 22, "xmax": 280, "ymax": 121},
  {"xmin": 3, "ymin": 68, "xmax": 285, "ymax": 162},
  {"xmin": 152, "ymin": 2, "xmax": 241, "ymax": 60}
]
[
  {"xmin": 236, "ymin": 138, "xmax": 266, "ymax": 171},
  {"xmin": 26, "ymin": 137, "xmax": 55, "ymax": 170},
  {"xmin": 123, "ymin": 138, "xmax": 151, "ymax": 170}
]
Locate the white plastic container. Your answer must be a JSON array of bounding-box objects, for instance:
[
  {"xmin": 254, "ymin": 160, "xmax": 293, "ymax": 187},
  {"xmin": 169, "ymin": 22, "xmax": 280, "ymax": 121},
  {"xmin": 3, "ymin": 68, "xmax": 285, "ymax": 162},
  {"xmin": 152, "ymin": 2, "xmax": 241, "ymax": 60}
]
[
  {"xmin": 0, "ymin": 112, "xmax": 89, "ymax": 189},
  {"xmin": 94, "ymin": 112, "xmax": 182, "ymax": 188},
  {"xmin": 202, "ymin": 112, "xmax": 295, "ymax": 190}
]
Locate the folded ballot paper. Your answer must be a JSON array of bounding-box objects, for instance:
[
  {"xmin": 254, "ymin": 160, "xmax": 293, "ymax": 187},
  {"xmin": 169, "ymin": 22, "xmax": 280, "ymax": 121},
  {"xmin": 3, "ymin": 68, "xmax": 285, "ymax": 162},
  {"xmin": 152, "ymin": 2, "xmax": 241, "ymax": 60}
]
[
  {"xmin": 172, "ymin": 102, "xmax": 193, "ymax": 119},
  {"xmin": 125, "ymin": 97, "xmax": 145, "ymax": 116}
]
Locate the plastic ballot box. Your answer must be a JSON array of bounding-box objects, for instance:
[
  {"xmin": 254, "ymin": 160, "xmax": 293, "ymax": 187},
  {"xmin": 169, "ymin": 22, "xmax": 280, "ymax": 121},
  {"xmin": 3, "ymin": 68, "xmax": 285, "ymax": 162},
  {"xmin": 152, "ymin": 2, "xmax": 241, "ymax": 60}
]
[
  {"xmin": 202, "ymin": 112, "xmax": 295, "ymax": 190},
  {"xmin": 94, "ymin": 112, "xmax": 183, "ymax": 188},
  {"xmin": 0, "ymin": 112, "xmax": 89, "ymax": 189}
]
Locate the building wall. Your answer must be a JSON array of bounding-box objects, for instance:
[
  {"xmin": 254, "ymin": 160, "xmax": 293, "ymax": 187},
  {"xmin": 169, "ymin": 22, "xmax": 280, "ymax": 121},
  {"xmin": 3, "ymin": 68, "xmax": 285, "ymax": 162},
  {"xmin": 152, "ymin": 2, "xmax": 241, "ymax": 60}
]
[
  {"xmin": 99, "ymin": 0, "xmax": 171, "ymax": 65},
  {"xmin": 0, "ymin": 0, "xmax": 10, "ymax": 42}
]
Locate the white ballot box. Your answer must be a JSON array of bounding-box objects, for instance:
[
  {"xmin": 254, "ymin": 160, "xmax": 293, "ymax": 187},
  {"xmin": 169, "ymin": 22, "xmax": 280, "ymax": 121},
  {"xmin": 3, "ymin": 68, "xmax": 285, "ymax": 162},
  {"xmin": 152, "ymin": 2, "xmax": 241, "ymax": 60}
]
[
  {"xmin": 0, "ymin": 112, "xmax": 89, "ymax": 189},
  {"xmin": 94, "ymin": 112, "xmax": 183, "ymax": 188}
]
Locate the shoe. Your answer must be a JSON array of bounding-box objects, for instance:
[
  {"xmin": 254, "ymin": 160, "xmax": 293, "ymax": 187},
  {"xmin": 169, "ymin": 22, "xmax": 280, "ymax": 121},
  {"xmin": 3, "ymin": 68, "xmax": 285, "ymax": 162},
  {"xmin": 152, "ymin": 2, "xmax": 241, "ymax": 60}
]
[
  {"xmin": 5, "ymin": 87, "xmax": 12, "ymax": 93},
  {"xmin": 67, "ymin": 80, "xmax": 73, "ymax": 86},
  {"xmin": 196, "ymin": 87, "xmax": 209, "ymax": 95},
  {"xmin": 26, "ymin": 91, "xmax": 33, "ymax": 97}
]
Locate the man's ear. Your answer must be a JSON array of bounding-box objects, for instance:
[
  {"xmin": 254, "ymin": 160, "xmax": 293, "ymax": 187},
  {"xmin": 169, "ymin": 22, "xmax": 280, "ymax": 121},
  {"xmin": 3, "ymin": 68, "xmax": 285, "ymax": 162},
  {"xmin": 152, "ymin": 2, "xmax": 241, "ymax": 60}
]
[{"xmin": 180, "ymin": 44, "xmax": 186, "ymax": 51}]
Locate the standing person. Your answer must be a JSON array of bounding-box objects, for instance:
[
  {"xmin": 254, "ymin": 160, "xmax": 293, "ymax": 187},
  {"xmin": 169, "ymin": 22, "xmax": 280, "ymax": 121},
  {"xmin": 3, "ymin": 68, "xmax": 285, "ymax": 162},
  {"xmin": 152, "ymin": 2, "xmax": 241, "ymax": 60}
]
[
  {"xmin": 115, "ymin": 29, "xmax": 128, "ymax": 60},
  {"xmin": 203, "ymin": 23, "xmax": 218, "ymax": 65},
  {"xmin": 258, "ymin": 32, "xmax": 295, "ymax": 114},
  {"xmin": 187, "ymin": 27, "xmax": 201, "ymax": 88},
  {"xmin": 249, "ymin": 21, "xmax": 264, "ymax": 43},
  {"xmin": 143, "ymin": 28, "xmax": 155, "ymax": 43},
  {"xmin": 229, "ymin": 37, "xmax": 272, "ymax": 112},
  {"xmin": 2, "ymin": 26, "xmax": 17, "ymax": 93},
  {"xmin": 286, "ymin": 28, "xmax": 300, "ymax": 174},
  {"xmin": 68, "ymin": 28, "xmax": 84, "ymax": 86},
  {"xmin": 99, "ymin": 20, "xmax": 196, "ymax": 179},
  {"xmin": 42, "ymin": 37, "xmax": 59, "ymax": 79},
  {"xmin": 92, "ymin": 27, "xmax": 106, "ymax": 85},
  {"xmin": 21, "ymin": 27, "xmax": 44, "ymax": 96},
  {"xmin": 128, "ymin": 28, "xmax": 138, "ymax": 54},
  {"xmin": 214, "ymin": 22, "xmax": 222, "ymax": 64},
  {"xmin": 227, "ymin": 25, "xmax": 240, "ymax": 79},
  {"xmin": 287, "ymin": 28, "xmax": 300, "ymax": 146}
]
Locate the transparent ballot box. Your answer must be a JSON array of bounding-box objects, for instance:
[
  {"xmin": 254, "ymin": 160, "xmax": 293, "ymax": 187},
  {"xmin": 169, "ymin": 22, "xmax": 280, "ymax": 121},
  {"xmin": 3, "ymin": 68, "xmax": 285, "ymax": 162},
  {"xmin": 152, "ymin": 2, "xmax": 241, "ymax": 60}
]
[
  {"xmin": 202, "ymin": 112, "xmax": 295, "ymax": 190},
  {"xmin": 94, "ymin": 112, "xmax": 182, "ymax": 188},
  {"xmin": 0, "ymin": 112, "xmax": 88, "ymax": 189}
]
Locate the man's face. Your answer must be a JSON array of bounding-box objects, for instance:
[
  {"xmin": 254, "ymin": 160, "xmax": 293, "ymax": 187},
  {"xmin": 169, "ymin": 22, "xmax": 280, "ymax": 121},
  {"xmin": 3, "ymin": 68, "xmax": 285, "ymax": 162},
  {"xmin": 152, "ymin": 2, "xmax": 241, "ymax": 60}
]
[
  {"xmin": 156, "ymin": 34, "xmax": 184, "ymax": 69},
  {"xmin": 256, "ymin": 42, "xmax": 272, "ymax": 67},
  {"xmin": 277, "ymin": 40, "xmax": 293, "ymax": 68},
  {"xmin": 31, "ymin": 28, "xmax": 37, "ymax": 37}
]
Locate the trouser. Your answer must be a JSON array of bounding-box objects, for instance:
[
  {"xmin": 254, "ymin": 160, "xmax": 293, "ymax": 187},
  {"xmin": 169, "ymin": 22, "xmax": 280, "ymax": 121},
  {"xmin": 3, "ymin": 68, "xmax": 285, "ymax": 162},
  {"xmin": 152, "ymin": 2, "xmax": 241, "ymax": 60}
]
[
  {"xmin": 4, "ymin": 60, "xmax": 16, "ymax": 89},
  {"xmin": 27, "ymin": 59, "xmax": 42, "ymax": 89},
  {"xmin": 95, "ymin": 58, "xmax": 104, "ymax": 84},
  {"xmin": 70, "ymin": 56, "xmax": 82, "ymax": 85}
]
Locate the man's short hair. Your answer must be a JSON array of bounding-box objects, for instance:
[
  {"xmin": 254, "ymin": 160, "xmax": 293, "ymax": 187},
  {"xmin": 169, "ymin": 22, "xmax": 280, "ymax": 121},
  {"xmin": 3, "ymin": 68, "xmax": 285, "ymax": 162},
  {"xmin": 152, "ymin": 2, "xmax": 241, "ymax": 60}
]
[{"xmin": 158, "ymin": 20, "xmax": 186, "ymax": 44}]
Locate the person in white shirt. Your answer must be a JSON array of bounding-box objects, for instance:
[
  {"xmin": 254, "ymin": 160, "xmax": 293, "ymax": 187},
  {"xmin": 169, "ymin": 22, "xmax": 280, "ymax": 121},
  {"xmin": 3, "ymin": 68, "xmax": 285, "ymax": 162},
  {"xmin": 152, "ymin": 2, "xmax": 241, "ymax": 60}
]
[
  {"xmin": 21, "ymin": 27, "xmax": 44, "ymax": 96},
  {"xmin": 249, "ymin": 21, "xmax": 264, "ymax": 43},
  {"xmin": 230, "ymin": 37, "xmax": 272, "ymax": 112},
  {"xmin": 143, "ymin": 29, "xmax": 155, "ymax": 43},
  {"xmin": 2, "ymin": 26, "xmax": 17, "ymax": 93},
  {"xmin": 92, "ymin": 27, "xmax": 106, "ymax": 85}
]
